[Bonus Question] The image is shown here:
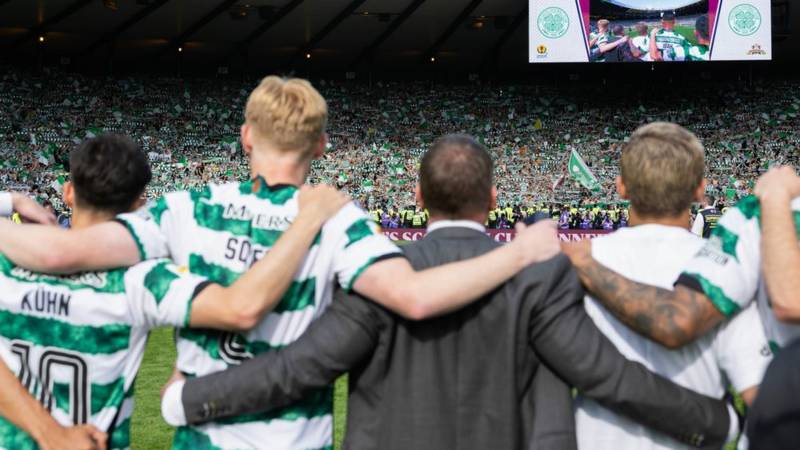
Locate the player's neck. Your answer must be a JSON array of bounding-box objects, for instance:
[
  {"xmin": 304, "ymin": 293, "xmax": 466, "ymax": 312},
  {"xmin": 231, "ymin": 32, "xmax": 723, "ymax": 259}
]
[
  {"xmin": 248, "ymin": 149, "xmax": 310, "ymax": 187},
  {"xmin": 629, "ymin": 207, "xmax": 690, "ymax": 230},
  {"xmin": 70, "ymin": 209, "xmax": 115, "ymax": 230}
]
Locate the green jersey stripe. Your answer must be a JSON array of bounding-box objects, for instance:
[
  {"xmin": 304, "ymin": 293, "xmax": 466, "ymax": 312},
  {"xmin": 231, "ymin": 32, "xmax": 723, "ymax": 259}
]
[
  {"xmin": 684, "ymin": 272, "xmax": 741, "ymax": 317},
  {"xmin": 273, "ymin": 278, "xmax": 316, "ymax": 314},
  {"xmin": 0, "ymin": 310, "xmax": 130, "ymax": 355},
  {"xmin": 149, "ymin": 198, "xmax": 169, "ymax": 227},
  {"xmin": 736, "ymin": 196, "xmax": 761, "ymax": 221},
  {"xmin": 193, "ymin": 201, "xmax": 293, "ymax": 248},
  {"xmin": 189, "ymin": 254, "xmax": 240, "ymax": 287},
  {"xmin": 713, "ymin": 224, "xmax": 740, "ymax": 261},
  {"xmin": 0, "ymin": 417, "xmax": 37, "ymax": 450},
  {"xmin": 178, "ymin": 329, "xmax": 285, "ymax": 361},
  {"xmin": 0, "ymin": 256, "xmax": 126, "ymax": 294},
  {"xmin": 115, "ymin": 219, "xmax": 147, "ymax": 263},
  {"xmin": 213, "ymin": 386, "xmax": 332, "ymax": 425},
  {"xmin": 347, "ymin": 256, "xmax": 378, "ymax": 292},
  {"xmin": 108, "ymin": 417, "xmax": 131, "ymax": 450},
  {"xmin": 144, "ymin": 262, "xmax": 181, "ymax": 306},
  {"xmin": 345, "ymin": 218, "xmax": 375, "ymax": 249},
  {"xmin": 238, "ymin": 177, "xmax": 298, "ymax": 204},
  {"xmin": 52, "ymin": 377, "xmax": 125, "ymax": 416}
]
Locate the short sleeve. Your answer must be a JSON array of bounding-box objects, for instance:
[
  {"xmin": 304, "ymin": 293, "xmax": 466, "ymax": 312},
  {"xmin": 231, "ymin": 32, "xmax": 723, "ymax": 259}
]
[
  {"xmin": 714, "ymin": 302, "xmax": 773, "ymax": 393},
  {"xmin": 330, "ymin": 203, "xmax": 402, "ymax": 291},
  {"xmin": 115, "ymin": 191, "xmax": 189, "ymax": 261},
  {"xmin": 676, "ymin": 198, "xmax": 762, "ymax": 317},
  {"xmin": 125, "ymin": 260, "xmax": 210, "ymax": 328}
]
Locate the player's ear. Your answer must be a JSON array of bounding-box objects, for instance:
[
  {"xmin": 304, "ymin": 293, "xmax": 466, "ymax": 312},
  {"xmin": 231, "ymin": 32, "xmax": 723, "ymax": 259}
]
[
  {"xmin": 312, "ymin": 133, "xmax": 328, "ymax": 160},
  {"xmin": 615, "ymin": 176, "xmax": 628, "ymax": 199},
  {"xmin": 63, "ymin": 181, "xmax": 75, "ymax": 209},
  {"xmin": 489, "ymin": 186, "xmax": 498, "ymax": 210},
  {"xmin": 240, "ymin": 124, "xmax": 253, "ymax": 157},
  {"xmin": 694, "ymin": 179, "xmax": 708, "ymax": 203},
  {"xmin": 415, "ymin": 184, "xmax": 425, "ymax": 210}
]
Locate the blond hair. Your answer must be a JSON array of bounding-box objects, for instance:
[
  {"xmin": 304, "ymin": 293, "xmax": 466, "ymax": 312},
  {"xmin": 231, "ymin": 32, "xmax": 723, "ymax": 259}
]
[
  {"xmin": 244, "ymin": 76, "xmax": 328, "ymax": 157},
  {"xmin": 597, "ymin": 19, "xmax": 610, "ymax": 30},
  {"xmin": 621, "ymin": 122, "xmax": 705, "ymax": 218}
]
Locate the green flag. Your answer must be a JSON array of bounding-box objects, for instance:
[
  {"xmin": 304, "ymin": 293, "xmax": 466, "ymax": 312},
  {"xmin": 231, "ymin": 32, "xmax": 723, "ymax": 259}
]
[{"xmin": 568, "ymin": 149, "xmax": 601, "ymax": 192}]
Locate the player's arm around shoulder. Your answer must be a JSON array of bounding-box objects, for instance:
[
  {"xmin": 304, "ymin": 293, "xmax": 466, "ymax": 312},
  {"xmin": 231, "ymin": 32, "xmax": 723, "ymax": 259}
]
[
  {"xmin": 189, "ymin": 185, "xmax": 350, "ymax": 331},
  {"xmin": 0, "ymin": 218, "xmax": 138, "ymax": 274},
  {"xmin": 562, "ymin": 237, "xmax": 725, "ymax": 349},
  {"xmin": 755, "ymin": 166, "xmax": 800, "ymax": 322},
  {"xmin": 352, "ymin": 220, "xmax": 561, "ymax": 320}
]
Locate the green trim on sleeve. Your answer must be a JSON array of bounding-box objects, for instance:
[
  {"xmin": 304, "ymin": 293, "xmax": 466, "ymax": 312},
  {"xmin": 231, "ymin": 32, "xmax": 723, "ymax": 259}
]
[
  {"xmin": 713, "ymin": 224, "xmax": 740, "ymax": 262},
  {"xmin": 346, "ymin": 257, "xmax": 377, "ymax": 293},
  {"xmin": 684, "ymin": 272, "xmax": 741, "ymax": 317},
  {"xmin": 115, "ymin": 218, "xmax": 147, "ymax": 261}
]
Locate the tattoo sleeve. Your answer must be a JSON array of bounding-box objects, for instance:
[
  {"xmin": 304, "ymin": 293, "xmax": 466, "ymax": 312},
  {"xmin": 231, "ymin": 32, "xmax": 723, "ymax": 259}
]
[{"xmin": 574, "ymin": 256, "xmax": 725, "ymax": 349}]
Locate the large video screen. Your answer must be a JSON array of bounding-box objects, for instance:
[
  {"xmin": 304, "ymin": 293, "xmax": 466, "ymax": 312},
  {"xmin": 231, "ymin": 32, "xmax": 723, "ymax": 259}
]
[{"xmin": 529, "ymin": 0, "xmax": 771, "ymax": 63}]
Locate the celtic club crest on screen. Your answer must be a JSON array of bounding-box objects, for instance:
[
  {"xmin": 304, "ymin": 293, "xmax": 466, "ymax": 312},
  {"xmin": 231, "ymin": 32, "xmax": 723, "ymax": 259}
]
[
  {"xmin": 537, "ymin": 7, "xmax": 569, "ymax": 39},
  {"xmin": 729, "ymin": 4, "xmax": 761, "ymax": 36}
]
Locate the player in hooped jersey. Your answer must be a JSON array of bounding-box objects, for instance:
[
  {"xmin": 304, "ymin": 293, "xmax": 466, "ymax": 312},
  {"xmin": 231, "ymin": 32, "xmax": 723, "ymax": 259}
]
[
  {"xmin": 0, "ymin": 135, "xmax": 349, "ymax": 450},
  {"xmin": 0, "ymin": 77, "xmax": 557, "ymax": 449},
  {"xmin": 574, "ymin": 123, "xmax": 771, "ymax": 450},
  {"xmin": 563, "ymin": 164, "xmax": 800, "ymax": 351},
  {"xmin": 649, "ymin": 12, "xmax": 690, "ymax": 62}
]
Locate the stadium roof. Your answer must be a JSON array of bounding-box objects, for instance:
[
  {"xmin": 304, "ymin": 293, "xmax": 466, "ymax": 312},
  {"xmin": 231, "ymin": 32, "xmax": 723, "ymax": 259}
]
[
  {"xmin": 0, "ymin": 0, "xmax": 533, "ymax": 72},
  {"xmin": 0, "ymin": 0, "xmax": 795, "ymax": 74}
]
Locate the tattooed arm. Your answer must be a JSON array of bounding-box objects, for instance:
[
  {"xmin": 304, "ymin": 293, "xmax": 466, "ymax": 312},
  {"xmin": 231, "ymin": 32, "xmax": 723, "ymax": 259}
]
[{"xmin": 563, "ymin": 240, "xmax": 725, "ymax": 349}]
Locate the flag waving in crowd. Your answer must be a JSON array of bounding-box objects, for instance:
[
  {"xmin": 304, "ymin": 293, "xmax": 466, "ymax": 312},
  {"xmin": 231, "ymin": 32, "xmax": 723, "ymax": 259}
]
[{"xmin": 569, "ymin": 149, "xmax": 602, "ymax": 191}]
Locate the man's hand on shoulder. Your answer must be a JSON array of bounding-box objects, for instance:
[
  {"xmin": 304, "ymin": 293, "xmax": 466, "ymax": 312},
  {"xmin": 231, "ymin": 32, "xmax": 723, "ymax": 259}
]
[
  {"xmin": 755, "ymin": 166, "xmax": 800, "ymax": 204},
  {"xmin": 11, "ymin": 193, "xmax": 56, "ymax": 225},
  {"xmin": 512, "ymin": 220, "xmax": 560, "ymax": 266}
]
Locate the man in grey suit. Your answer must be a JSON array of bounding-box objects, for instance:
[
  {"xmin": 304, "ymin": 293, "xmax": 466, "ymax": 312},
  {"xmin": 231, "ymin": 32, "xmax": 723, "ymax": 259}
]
[{"xmin": 162, "ymin": 134, "xmax": 736, "ymax": 449}]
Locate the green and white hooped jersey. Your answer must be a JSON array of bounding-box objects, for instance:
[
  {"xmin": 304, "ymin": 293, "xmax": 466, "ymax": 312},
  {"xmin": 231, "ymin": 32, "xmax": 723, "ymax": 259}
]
[
  {"xmin": 0, "ymin": 256, "xmax": 203, "ymax": 450},
  {"xmin": 686, "ymin": 44, "xmax": 709, "ymax": 61},
  {"xmin": 117, "ymin": 177, "xmax": 401, "ymax": 450},
  {"xmin": 630, "ymin": 36, "xmax": 653, "ymax": 62},
  {"xmin": 677, "ymin": 196, "xmax": 800, "ymax": 350},
  {"xmin": 654, "ymin": 29, "xmax": 689, "ymax": 61}
]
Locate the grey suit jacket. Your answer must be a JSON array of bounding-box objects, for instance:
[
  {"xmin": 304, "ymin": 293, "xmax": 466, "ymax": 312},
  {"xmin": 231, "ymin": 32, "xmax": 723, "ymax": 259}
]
[{"xmin": 181, "ymin": 226, "xmax": 731, "ymax": 449}]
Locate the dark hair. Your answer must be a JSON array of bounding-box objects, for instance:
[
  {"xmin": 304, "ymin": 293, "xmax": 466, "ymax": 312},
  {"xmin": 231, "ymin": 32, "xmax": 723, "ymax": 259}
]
[
  {"xmin": 419, "ymin": 134, "xmax": 493, "ymax": 218},
  {"xmin": 695, "ymin": 15, "xmax": 709, "ymax": 40},
  {"xmin": 612, "ymin": 24, "xmax": 625, "ymax": 36},
  {"xmin": 70, "ymin": 134, "xmax": 151, "ymax": 214},
  {"xmin": 706, "ymin": 195, "xmax": 716, "ymax": 206}
]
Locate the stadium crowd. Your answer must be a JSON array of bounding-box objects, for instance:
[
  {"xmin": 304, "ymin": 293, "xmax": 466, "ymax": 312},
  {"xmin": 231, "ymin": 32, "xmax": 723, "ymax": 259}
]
[
  {"xmin": 1, "ymin": 67, "xmax": 798, "ymax": 229},
  {"xmin": 1, "ymin": 71, "xmax": 800, "ymax": 450}
]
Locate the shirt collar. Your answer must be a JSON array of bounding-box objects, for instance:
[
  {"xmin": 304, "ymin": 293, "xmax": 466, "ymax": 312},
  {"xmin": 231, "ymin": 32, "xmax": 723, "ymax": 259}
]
[{"xmin": 427, "ymin": 220, "xmax": 486, "ymax": 233}]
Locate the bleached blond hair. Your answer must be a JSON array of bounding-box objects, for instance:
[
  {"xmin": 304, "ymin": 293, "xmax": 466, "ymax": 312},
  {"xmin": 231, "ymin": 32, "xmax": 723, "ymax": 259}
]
[{"xmin": 244, "ymin": 76, "xmax": 328, "ymax": 158}]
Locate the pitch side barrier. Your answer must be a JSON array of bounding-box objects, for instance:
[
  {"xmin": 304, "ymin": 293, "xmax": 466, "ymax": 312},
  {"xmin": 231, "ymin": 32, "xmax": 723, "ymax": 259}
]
[{"xmin": 383, "ymin": 229, "xmax": 612, "ymax": 242}]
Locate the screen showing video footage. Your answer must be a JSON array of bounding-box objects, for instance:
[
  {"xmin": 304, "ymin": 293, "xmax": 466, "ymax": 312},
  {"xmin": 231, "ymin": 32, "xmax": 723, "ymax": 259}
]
[{"xmin": 529, "ymin": 0, "xmax": 771, "ymax": 63}]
